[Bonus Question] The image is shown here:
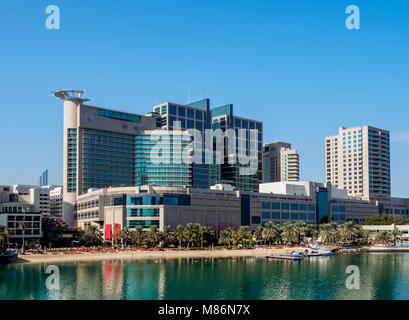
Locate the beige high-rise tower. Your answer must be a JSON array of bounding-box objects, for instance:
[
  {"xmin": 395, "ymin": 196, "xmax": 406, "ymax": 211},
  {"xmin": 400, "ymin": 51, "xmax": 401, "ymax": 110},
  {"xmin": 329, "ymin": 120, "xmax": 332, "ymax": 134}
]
[
  {"xmin": 325, "ymin": 126, "xmax": 390, "ymax": 200},
  {"xmin": 262, "ymin": 142, "xmax": 299, "ymax": 182}
]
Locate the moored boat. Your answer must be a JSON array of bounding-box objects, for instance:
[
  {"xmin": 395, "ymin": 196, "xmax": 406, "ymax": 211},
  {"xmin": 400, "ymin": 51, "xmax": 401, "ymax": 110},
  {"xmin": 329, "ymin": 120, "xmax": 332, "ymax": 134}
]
[
  {"xmin": 0, "ymin": 249, "xmax": 18, "ymax": 263},
  {"xmin": 267, "ymin": 251, "xmax": 304, "ymax": 261}
]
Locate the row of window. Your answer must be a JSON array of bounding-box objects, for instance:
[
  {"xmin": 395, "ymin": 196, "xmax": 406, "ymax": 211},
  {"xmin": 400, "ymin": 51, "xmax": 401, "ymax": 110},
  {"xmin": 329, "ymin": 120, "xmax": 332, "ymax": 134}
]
[{"xmin": 262, "ymin": 202, "xmax": 316, "ymax": 211}]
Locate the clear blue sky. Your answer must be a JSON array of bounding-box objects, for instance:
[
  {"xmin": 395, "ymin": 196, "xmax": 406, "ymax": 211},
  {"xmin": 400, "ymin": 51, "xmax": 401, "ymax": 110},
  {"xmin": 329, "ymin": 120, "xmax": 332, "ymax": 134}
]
[{"xmin": 0, "ymin": 0, "xmax": 408, "ymax": 197}]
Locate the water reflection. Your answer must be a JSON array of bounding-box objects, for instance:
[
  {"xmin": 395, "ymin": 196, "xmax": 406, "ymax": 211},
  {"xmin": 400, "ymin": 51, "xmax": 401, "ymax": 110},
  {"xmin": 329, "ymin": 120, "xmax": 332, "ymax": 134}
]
[{"xmin": 1, "ymin": 253, "xmax": 409, "ymax": 300}]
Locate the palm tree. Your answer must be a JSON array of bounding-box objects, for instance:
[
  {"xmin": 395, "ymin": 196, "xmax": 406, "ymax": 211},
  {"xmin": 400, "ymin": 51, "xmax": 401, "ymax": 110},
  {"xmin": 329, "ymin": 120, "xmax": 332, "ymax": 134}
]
[
  {"xmin": 376, "ymin": 230, "xmax": 392, "ymax": 244},
  {"xmin": 130, "ymin": 226, "xmax": 144, "ymax": 247},
  {"xmin": 0, "ymin": 226, "xmax": 5, "ymax": 248},
  {"xmin": 198, "ymin": 225, "xmax": 213, "ymax": 248},
  {"xmin": 112, "ymin": 223, "xmax": 120, "ymax": 247},
  {"xmin": 85, "ymin": 225, "xmax": 102, "ymax": 245},
  {"xmin": 306, "ymin": 224, "xmax": 320, "ymax": 243},
  {"xmin": 175, "ymin": 225, "xmax": 185, "ymax": 248},
  {"xmin": 339, "ymin": 221, "xmax": 360, "ymax": 245},
  {"xmin": 319, "ymin": 223, "xmax": 337, "ymax": 244},
  {"xmin": 119, "ymin": 228, "xmax": 131, "ymax": 247},
  {"xmin": 237, "ymin": 226, "xmax": 252, "ymax": 248},
  {"xmin": 184, "ymin": 223, "xmax": 199, "ymax": 248},
  {"xmin": 254, "ymin": 226, "xmax": 264, "ymax": 243},
  {"xmin": 219, "ymin": 227, "xmax": 233, "ymax": 248},
  {"xmin": 147, "ymin": 225, "xmax": 160, "ymax": 247},
  {"xmin": 281, "ymin": 223, "xmax": 298, "ymax": 245},
  {"xmin": 161, "ymin": 226, "xmax": 175, "ymax": 247},
  {"xmin": 390, "ymin": 229, "xmax": 403, "ymax": 246},
  {"xmin": 18, "ymin": 222, "xmax": 28, "ymax": 253},
  {"xmin": 293, "ymin": 221, "xmax": 306, "ymax": 244},
  {"xmin": 360, "ymin": 229, "xmax": 372, "ymax": 244},
  {"xmin": 262, "ymin": 222, "xmax": 280, "ymax": 245}
]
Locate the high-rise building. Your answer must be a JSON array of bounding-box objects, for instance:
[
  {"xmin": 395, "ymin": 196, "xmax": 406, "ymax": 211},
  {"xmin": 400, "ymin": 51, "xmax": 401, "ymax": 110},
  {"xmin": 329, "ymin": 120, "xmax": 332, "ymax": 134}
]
[
  {"xmin": 50, "ymin": 186, "xmax": 63, "ymax": 218},
  {"xmin": 38, "ymin": 169, "xmax": 48, "ymax": 186},
  {"xmin": 210, "ymin": 104, "xmax": 263, "ymax": 192},
  {"xmin": 263, "ymin": 142, "xmax": 299, "ymax": 182},
  {"xmin": 55, "ymin": 90, "xmax": 264, "ymax": 226},
  {"xmin": 325, "ymin": 126, "xmax": 391, "ymax": 200}
]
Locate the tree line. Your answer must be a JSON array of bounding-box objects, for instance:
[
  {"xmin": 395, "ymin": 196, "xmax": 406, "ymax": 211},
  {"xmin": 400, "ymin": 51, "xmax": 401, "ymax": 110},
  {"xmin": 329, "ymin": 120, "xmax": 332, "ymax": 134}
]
[{"xmin": 81, "ymin": 220, "xmax": 406, "ymax": 248}]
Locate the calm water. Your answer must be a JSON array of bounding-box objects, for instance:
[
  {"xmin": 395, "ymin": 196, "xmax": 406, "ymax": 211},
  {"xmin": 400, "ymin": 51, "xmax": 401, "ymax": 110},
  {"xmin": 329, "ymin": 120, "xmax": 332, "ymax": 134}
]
[{"xmin": 1, "ymin": 253, "xmax": 409, "ymax": 300}]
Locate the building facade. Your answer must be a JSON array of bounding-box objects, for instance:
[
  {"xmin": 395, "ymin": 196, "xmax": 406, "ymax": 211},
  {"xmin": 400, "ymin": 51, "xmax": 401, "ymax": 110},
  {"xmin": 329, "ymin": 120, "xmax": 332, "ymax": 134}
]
[
  {"xmin": 55, "ymin": 90, "xmax": 264, "ymax": 226},
  {"xmin": 325, "ymin": 126, "xmax": 391, "ymax": 200},
  {"xmin": 210, "ymin": 104, "xmax": 263, "ymax": 192},
  {"xmin": 0, "ymin": 186, "xmax": 43, "ymax": 241},
  {"xmin": 263, "ymin": 142, "xmax": 299, "ymax": 182},
  {"xmin": 74, "ymin": 181, "xmax": 404, "ymax": 237}
]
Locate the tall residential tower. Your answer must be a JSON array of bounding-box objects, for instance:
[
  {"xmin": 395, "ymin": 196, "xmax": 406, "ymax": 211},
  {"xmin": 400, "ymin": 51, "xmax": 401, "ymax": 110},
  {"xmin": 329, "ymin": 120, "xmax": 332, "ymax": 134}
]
[
  {"xmin": 262, "ymin": 142, "xmax": 299, "ymax": 182},
  {"xmin": 325, "ymin": 126, "xmax": 390, "ymax": 200}
]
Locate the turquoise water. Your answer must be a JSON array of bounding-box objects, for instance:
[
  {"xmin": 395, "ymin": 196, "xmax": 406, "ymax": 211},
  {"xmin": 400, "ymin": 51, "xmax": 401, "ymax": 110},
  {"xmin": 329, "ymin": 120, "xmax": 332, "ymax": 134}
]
[{"xmin": 1, "ymin": 253, "xmax": 409, "ymax": 300}]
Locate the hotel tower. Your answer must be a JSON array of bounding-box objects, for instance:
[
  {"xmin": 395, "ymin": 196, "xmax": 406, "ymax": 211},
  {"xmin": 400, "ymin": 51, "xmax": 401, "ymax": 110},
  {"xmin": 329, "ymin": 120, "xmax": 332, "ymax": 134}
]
[{"xmin": 325, "ymin": 126, "xmax": 391, "ymax": 200}]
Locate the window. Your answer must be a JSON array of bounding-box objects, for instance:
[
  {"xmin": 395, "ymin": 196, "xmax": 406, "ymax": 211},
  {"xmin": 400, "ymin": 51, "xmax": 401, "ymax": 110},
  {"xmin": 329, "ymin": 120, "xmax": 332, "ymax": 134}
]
[
  {"xmin": 291, "ymin": 203, "xmax": 299, "ymax": 211},
  {"xmin": 187, "ymin": 109, "xmax": 194, "ymax": 119},
  {"xmin": 178, "ymin": 107, "xmax": 186, "ymax": 117},
  {"xmin": 281, "ymin": 203, "xmax": 289, "ymax": 210},
  {"xmin": 262, "ymin": 202, "xmax": 270, "ymax": 209},
  {"xmin": 195, "ymin": 110, "xmax": 203, "ymax": 120},
  {"xmin": 262, "ymin": 212, "xmax": 270, "ymax": 219},
  {"xmin": 282, "ymin": 212, "xmax": 289, "ymax": 220},
  {"xmin": 271, "ymin": 212, "xmax": 281, "ymax": 219},
  {"xmin": 169, "ymin": 105, "xmax": 177, "ymax": 115},
  {"xmin": 271, "ymin": 202, "xmax": 280, "ymax": 210}
]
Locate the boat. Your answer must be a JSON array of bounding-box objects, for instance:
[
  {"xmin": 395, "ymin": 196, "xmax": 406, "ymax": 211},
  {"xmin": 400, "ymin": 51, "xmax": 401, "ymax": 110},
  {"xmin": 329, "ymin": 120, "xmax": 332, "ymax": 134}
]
[
  {"xmin": 305, "ymin": 252, "xmax": 322, "ymax": 257},
  {"xmin": 267, "ymin": 251, "xmax": 304, "ymax": 261},
  {"xmin": 321, "ymin": 250, "xmax": 334, "ymax": 256},
  {"xmin": 0, "ymin": 249, "xmax": 18, "ymax": 263}
]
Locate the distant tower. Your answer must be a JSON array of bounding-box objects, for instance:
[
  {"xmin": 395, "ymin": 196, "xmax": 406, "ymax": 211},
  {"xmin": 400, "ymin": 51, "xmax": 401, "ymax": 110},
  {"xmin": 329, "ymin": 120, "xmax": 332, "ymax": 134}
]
[
  {"xmin": 54, "ymin": 90, "xmax": 89, "ymax": 226},
  {"xmin": 39, "ymin": 169, "xmax": 48, "ymax": 186}
]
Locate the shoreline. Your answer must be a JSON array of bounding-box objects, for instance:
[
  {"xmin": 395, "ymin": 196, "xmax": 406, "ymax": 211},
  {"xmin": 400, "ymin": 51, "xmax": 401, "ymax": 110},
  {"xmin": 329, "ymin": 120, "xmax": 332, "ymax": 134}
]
[
  {"xmin": 10, "ymin": 248, "xmax": 303, "ymax": 264},
  {"xmin": 9, "ymin": 246, "xmax": 409, "ymax": 265}
]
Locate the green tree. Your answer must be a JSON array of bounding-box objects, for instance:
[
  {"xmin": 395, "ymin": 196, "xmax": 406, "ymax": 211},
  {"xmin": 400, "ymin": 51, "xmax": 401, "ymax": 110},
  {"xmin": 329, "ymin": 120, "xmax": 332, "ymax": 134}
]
[
  {"xmin": 161, "ymin": 226, "xmax": 175, "ymax": 247},
  {"xmin": 362, "ymin": 214, "xmax": 409, "ymax": 225},
  {"xmin": 376, "ymin": 230, "xmax": 392, "ymax": 244},
  {"xmin": 198, "ymin": 225, "xmax": 213, "ymax": 248},
  {"xmin": 146, "ymin": 225, "xmax": 160, "ymax": 247},
  {"xmin": 175, "ymin": 225, "xmax": 185, "ymax": 248},
  {"xmin": 360, "ymin": 229, "xmax": 372, "ymax": 244},
  {"xmin": 339, "ymin": 221, "xmax": 360, "ymax": 245},
  {"xmin": 219, "ymin": 227, "xmax": 233, "ymax": 248},
  {"xmin": 390, "ymin": 229, "xmax": 403, "ymax": 246},
  {"xmin": 261, "ymin": 222, "xmax": 280, "ymax": 245},
  {"xmin": 18, "ymin": 222, "xmax": 28, "ymax": 253},
  {"xmin": 84, "ymin": 225, "xmax": 102, "ymax": 245},
  {"xmin": 130, "ymin": 226, "xmax": 144, "ymax": 247},
  {"xmin": 184, "ymin": 223, "xmax": 199, "ymax": 248},
  {"xmin": 319, "ymin": 223, "xmax": 338, "ymax": 244},
  {"xmin": 281, "ymin": 223, "xmax": 298, "ymax": 245}
]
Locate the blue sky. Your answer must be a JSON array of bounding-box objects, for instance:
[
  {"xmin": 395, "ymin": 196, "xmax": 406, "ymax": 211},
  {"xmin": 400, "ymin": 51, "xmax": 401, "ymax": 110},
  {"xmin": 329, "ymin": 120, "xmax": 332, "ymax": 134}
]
[{"xmin": 0, "ymin": 0, "xmax": 408, "ymax": 197}]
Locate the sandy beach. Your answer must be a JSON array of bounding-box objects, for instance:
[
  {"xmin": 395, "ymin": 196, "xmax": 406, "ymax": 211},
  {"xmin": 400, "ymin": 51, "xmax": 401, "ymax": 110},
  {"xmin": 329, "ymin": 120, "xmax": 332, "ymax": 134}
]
[{"xmin": 11, "ymin": 247, "xmax": 306, "ymax": 264}]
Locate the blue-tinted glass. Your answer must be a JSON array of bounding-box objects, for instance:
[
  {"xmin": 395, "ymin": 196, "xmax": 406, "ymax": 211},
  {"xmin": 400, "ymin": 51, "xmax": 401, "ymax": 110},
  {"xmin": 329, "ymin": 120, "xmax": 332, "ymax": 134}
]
[
  {"xmin": 178, "ymin": 107, "xmax": 186, "ymax": 117},
  {"xmin": 262, "ymin": 212, "xmax": 270, "ymax": 219},
  {"xmin": 262, "ymin": 202, "xmax": 270, "ymax": 209},
  {"xmin": 169, "ymin": 105, "xmax": 177, "ymax": 115},
  {"xmin": 195, "ymin": 110, "xmax": 203, "ymax": 120},
  {"xmin": 281, "ymin": 203, "xmax": 289, "ymax": 210},
  {"xmin": 187, "ymin": 109, "xmax": 194, "ymax": 119},
  {"xmin": 195, "ymin": 122, "xmax": 203, "ymax": 131},
  {"xmin": 282, "ymin": 212, "xmax": 289, "ymax": 220},
  {"xmin": 187, "ymin": 120, "xmax": 194, "ymax": 129}
]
